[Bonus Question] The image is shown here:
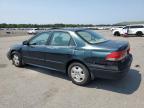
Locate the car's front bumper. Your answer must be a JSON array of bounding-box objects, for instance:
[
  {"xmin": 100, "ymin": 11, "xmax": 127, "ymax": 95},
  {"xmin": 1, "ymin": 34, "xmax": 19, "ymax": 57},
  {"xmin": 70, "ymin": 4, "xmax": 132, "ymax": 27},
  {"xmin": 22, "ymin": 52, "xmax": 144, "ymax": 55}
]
[
  {"xmin": 7, "ymin": 49, "xmax": 12, "ymax": 60},
  {"xmin": 88, "ymin": 54, "xmax": 133, "ymax": 79}
]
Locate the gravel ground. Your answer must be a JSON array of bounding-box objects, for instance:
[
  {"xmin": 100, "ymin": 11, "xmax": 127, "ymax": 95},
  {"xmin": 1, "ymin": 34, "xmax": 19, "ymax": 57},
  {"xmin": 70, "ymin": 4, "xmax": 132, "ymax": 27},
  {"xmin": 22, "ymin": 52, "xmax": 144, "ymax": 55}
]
[
  {"xmin": 0, "ymin": 30, "xmax": 27, "ymax": 37},
  {"xmin": 0, "ymin": 30, "xmax": 143, "ymax": 108}
]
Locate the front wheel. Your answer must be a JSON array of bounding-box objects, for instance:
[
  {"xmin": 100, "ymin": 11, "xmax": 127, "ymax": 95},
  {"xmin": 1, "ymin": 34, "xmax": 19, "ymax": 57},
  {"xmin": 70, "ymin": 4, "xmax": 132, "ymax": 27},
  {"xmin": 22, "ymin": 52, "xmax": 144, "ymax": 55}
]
[
  {"xmin": 12, "ymin": 52, "xmax": 23, "ymax": 67},
  {"xmin": 114, "ymin": 32, "xmax": 120, "ymax": 36},
  {"xmin": 68, "ymin": 62, "xmax": 91, "ymax": 86}
]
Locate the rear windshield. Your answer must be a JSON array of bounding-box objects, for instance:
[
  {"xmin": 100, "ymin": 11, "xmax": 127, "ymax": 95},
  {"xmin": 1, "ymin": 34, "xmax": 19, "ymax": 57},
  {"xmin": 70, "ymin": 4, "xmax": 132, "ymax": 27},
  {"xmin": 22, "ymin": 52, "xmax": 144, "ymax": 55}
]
[{"xmin": 76, "ymin": 30, "xmax": 107, "ymax": 44}]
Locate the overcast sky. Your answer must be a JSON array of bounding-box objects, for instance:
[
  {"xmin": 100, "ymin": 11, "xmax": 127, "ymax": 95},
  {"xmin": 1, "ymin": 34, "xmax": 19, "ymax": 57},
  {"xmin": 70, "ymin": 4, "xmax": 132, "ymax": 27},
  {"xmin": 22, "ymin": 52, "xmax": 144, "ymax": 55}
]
[{"xmin": 0, "ymin": 0, "xmax": 144, "ymax": 24}]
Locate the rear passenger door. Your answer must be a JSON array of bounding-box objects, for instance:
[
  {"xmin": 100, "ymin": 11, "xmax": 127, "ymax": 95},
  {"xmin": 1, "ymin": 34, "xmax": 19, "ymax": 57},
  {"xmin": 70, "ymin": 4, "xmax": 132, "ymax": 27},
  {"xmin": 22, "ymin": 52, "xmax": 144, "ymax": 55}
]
[{"xmin": 44, "ymin": 31, "xmax": 76, "ymax": 72}]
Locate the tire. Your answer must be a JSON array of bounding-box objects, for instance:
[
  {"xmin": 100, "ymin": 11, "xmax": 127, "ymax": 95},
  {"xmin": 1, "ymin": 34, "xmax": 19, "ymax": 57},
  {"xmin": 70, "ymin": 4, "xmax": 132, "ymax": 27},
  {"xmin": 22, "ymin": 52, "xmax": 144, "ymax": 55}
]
[
  {"xmin": 68, "ymin": 62, "xmax": 91, "ymax": 86},
  {"xmin": 136, "ymin": 31, "xmax": 143, "ymax": 37},
  {"xmin": 114, "ymin": 32, "xmax": 120, "ymax": 36},
  {"xmin": 12, "ymin": 52, "xmax": 23, "ymax": 67}
]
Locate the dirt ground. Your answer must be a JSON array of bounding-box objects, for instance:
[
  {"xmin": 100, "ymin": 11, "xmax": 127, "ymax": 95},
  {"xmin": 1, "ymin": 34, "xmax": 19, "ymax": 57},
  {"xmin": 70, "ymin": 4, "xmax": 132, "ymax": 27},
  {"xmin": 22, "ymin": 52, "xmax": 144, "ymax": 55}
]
[{"xmin": 0, "ymin": 30, "xmax": 143, "ymax": 108}]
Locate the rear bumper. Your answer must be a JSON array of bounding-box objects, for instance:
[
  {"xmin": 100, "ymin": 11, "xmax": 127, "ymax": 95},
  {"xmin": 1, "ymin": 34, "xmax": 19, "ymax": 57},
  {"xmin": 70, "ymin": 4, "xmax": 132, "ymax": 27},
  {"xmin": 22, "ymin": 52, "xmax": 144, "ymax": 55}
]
[
  {"xmin": 90, "ymin": 67, "xmax": 130, "ymax": 79},
  {"xmin": 88, "ymin": 54, "xmax": 133, "ymax": 79}
]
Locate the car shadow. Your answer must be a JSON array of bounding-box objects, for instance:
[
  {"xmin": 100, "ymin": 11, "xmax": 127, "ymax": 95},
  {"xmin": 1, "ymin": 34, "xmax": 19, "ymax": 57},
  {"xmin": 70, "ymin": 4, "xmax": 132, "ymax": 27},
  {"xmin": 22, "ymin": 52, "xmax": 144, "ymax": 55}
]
[
  {"xmin": 24, "ymin": 65, "xmax": 69, "ymax": 80},
  {"xmin": 87, "ymin": 69, "xmax": 141, "ymax": 94},
  {"xmin": 24, "ymin": 66, "xmax": 141, "ymax": 94}
]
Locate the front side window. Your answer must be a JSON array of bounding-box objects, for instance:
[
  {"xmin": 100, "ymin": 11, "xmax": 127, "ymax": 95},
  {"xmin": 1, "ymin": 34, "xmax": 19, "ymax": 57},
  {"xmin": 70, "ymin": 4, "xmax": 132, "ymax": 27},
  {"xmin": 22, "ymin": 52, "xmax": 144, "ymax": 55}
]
[
  {"xmin": 123, "ymin": 26, "xmax": 129, "ymax": 29},
  {"xmin": 29, "ymin": 32, "xmax": 50, "ymax": 45},
  {"xmin": 76, "ymin": 30, "xmax": 107, "ymax": 44},
  {"xmin": 50, "ymin": 32, "xmax": 72, "ymax": 46}
]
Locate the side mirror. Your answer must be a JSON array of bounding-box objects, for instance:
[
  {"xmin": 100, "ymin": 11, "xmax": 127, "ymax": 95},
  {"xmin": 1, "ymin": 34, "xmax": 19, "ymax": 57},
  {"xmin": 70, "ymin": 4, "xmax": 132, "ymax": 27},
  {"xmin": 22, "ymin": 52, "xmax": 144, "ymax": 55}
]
[{"xmin": 23, "ymin": 40, "xmax": 29, "ymax": 45}]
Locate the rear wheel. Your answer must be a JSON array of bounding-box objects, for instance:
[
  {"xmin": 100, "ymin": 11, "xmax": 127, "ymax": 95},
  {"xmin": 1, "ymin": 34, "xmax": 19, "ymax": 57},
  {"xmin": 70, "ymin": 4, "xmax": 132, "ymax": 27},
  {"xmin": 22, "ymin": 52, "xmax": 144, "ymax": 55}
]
[
  {"xmin": 136, "ymin": 31, "xmax": 143, "ymax": 37},
  {"xmin": 68, "ymin": 62, "xmax": 91, "ymax": 86},
  {"xmin": 12, "ymin": 52, "xmax": 23, "ymax": 67}
]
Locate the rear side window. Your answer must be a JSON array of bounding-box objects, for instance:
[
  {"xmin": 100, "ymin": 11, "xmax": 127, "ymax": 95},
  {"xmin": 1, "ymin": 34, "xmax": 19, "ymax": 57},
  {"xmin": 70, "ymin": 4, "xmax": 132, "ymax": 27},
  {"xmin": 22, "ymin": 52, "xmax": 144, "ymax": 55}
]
[
  {"xmin": 130, "ymin": 26, "xmax": 144, "ymax": 28},
  {"xmin": 50, "ymin": 32, "xmax": 73, "ymax": 46}
]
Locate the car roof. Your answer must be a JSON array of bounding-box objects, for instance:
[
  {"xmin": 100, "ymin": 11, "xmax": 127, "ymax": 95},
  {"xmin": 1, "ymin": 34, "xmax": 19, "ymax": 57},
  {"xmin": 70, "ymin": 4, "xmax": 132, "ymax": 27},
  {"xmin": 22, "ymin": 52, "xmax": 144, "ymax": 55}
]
[{"xmin": 47, "ymin": 28, "xmax": 89, "ymax": 32}]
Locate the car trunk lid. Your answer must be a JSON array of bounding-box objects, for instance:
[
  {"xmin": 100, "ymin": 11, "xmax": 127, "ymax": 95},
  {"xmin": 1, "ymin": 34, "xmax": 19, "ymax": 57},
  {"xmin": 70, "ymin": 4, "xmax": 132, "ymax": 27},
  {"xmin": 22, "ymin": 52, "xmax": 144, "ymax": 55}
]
[
  {"xmin": 96, "ymin": 40, "xmax": 129, "ymax": 51},
  {"xmin": 92, "ymin": 40, "xmax": 130, "ymax": 61}
]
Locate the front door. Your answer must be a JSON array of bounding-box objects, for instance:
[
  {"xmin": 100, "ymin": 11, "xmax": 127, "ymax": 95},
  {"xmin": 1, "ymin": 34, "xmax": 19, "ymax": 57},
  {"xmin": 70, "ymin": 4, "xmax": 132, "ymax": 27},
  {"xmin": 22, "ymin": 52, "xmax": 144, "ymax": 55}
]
[{"xmin": 22, "ymin": 32, "xmax": 51, "ymax": 66}]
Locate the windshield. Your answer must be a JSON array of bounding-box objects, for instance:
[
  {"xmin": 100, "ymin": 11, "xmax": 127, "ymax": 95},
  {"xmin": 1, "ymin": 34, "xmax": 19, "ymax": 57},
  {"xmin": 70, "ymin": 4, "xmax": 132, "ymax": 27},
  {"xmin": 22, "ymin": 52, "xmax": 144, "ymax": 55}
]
[{"xmin": 76, "ymin": 30, "xmax": 107, "ymax": 44}]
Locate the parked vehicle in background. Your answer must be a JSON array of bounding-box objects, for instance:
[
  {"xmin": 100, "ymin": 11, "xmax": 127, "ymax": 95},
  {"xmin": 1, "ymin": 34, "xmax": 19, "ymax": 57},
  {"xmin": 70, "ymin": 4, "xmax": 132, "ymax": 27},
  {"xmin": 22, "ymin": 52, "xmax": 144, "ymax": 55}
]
[
  {"xmin": 0, "ymin": 28, "xmax": 4, "ymax": 30},
  {"xmin": 7, "ymin": 28, "xmax": 132, "ymax": 86},
  {"xmin": 112, "ymin": 24, "xmax": 144, "ymax": 36},
  {"xmin": 27, "ymin": 28, "xmax": 38, "ymax": 35},
  {"xmin": 110, "ymin": 26, "xmax": 123, "ymax": 31}
]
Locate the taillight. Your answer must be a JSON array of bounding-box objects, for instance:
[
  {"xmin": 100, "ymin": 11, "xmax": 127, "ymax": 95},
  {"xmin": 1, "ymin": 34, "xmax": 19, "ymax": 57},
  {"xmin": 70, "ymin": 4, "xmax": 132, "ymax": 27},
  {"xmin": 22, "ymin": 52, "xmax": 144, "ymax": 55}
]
[{"xmin": 106, "ymin": 50, "xmax": 126, "ymax": 61}]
